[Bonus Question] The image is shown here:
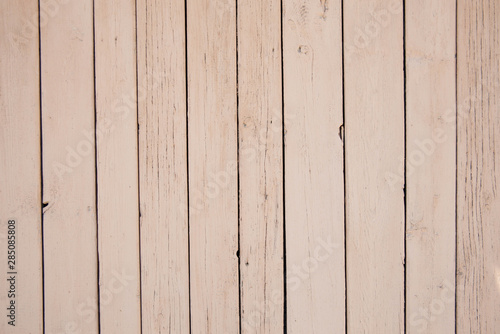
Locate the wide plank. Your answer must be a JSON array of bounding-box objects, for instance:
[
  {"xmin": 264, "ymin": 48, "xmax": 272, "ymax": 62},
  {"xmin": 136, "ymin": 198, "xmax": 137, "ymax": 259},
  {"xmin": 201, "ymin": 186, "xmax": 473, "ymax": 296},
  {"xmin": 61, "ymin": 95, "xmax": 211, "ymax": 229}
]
[
  {"xmin": 0, "ymin": 1, "xmax": 43, "ymax": 332},
  {"xmin": 187, "ymin": 0, "xmax": 240, "ymax": 332},
  {"xmin": 94, "ymin": 0, "xmax": 141, "ymax": 332},
  {"xmin": 137, "ymin": 0, "xmax": 190, "ymax": 332},
  {"xmin": 405, "ymin": 0, "xmax": 457, "ymax": 332},
  {"xmin": 40, "ymin": 0, "xmax": 99, "ymax": 332},
  {"xmin": 238, "ymin": 0, "xmax": 284, "ymax": 332},
  {"xmin": 283, "ymin": 0, "xmax": 345, "ymax": 332},
  {"xmin": 456, "ymin": 0, "xmax": 500, "ymax": 332},
  {"xmin": 344, "ymin": 0, "xmax": 405, "ymax": 332}
]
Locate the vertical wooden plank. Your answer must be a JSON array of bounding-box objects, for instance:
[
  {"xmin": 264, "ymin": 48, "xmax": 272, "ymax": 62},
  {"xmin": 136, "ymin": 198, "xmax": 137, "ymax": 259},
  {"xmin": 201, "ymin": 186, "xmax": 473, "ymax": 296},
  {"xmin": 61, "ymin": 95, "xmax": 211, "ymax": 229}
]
[
  {"xmin": 187, "ymin": 0, "xmax": 239, "ymax": 332},
  {"xmin": 238, "ymin": 0, "xmax": 283, "ymax": 332},
  {"xmin": 457, "ymin": 0, "xmax": 500, "ymax": 332},
  {"xmin": 344, "ymin": 0, "xmax": 405, "ymax": 332},
  {"xmin": 0, "ymin": 1, "xmax": 42, "ymax": 333},
  {"xmin": 283, "ymin": 0, "xmax": 345, "ymax": 332},
  {"xmin": 137, "ymin": 0, "xmax": 190, "ymax": 332},
  {"xmin": 40, "ymin": 0, "xmax": 99, "ymax": 332},
  {"xmin": 94, "ymin": 0, "xmax": 141, "ymax": 332},
  {"xmin": 405, "ymin": 1, "xmax": 457, "ymax": 333}
]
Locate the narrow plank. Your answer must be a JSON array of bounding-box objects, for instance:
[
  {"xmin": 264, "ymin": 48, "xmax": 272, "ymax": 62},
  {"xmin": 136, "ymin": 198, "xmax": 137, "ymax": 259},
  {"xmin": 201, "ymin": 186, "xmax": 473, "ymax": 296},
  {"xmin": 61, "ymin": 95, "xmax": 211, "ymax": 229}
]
[
  {"xmin": 405, "ymin": 1, "xmax": 457, "ymax": 332},
  {"xmin": 40, "ymin": 0, "xmax": 99, "ymax": 332},
  {"xmin": 456, "ymin": 0, "xmax": 500, "ymax": 332},
  {"xmin": 137, "ymin": 0, "xmax": 190, "ymax": 332},
  {"xmin": 238, "ymin": 0, "xmax": 283, "ymax": 332},
  {"xmin": 344, "ymin": 0, "xmax": 405, "ymax": 332},
  {"xmin": 283, "ymin": 0, "xmax": 345, "ymax": 332},
  {"xmin": 94, "ymin": 0, "xmax": 141, "ymax": 332},
  {"xmin": 187, "ymin": 0, "xmax": 239, "ymax": 332},
  {"xmin": 0, "ymin": 1, "xmax": 43, "ymax": 332}
]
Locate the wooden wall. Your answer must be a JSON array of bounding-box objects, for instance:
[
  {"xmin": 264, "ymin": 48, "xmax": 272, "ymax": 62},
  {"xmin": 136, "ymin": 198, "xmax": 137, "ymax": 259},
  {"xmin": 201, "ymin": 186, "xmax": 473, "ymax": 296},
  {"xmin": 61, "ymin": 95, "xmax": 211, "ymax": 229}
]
[{"xmin": 0, "ymin": 0, "xmax": 499, "ymax": 333}]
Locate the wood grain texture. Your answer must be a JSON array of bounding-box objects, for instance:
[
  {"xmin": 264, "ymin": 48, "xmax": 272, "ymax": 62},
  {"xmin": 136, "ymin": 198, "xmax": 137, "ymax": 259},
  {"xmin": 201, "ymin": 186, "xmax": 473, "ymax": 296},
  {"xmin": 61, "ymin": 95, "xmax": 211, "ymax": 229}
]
[
  {"xmin": 283, "ymin": 0, "xmax": 345, "ymax": 332},
  {"xmin": 457, "ymin": 0, "xmax": 500, "ymax": 332},
  {"xmin": 5, "ymin": 3, "xmax": 500, "ymax": 333},
  {"xmin": 0, "ymin": 1, "xmax": 42, "ymax": 333},
  {"xmin": 238, "ymin": 0, "xmax": 283, "ymax": 332},
  {"xmin": 405, "ymin": 0, "xmax": 457, "ymax": 332},
  {"xmin": 187, "ymin": 0, "xmax": 239, "ymax": 332},
  {"xmin": 94, "ymin": 0, "xmax": 141, "ymax": 332},
  {"xmin": 40, "ymin": 0, "xmax": 98, "ymax": 332},
  {"xmin": 137, "ymin": 0, "xmax": 190, "ymax": 332},
  {"xmin": 344, "ymin": 0, "xmax": 405, "ymax": 332}
]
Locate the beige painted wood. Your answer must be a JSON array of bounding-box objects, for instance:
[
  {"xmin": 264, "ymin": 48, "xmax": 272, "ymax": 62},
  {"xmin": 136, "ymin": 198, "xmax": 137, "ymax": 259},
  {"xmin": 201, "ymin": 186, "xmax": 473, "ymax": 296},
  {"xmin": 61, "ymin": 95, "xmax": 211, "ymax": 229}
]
[
  {"xmin": 283, "ymin": 0, "xmax": 345, "ymax": 332},
  {"xmin": 94, "ymin": 0, "xmax": 141, "ymax": 332},
  {"xmin": 187, "ymin": 0, "xmax": 239, "ymax": 332},
  {"xmin": 40, "ymin": 1, "xmax": 99, "ymax": 332},
  {"xmin": 457, "ymin": 0, "xmax": 500, "ymax": 332},
  {"xmin": 0, "ymin": 1, "xmax": 42, "ymax": 333},
  {"xmin": 9, "ymin": 3, "xmax": 500, "ymax": 333},
  {"xmin": 137, "ymin": 0, "xmax": 190, "ymax": 332},
  {"xmin": 238, "ymin": 0, "xmax": 283, "ymax": 332},
  {"xmin": 344, "ymin": 0, "xmax": 405, "ymax": 332},
  {"xmin": 405, "ymin": 1, "xmax": 457, "ymax": 333}
]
